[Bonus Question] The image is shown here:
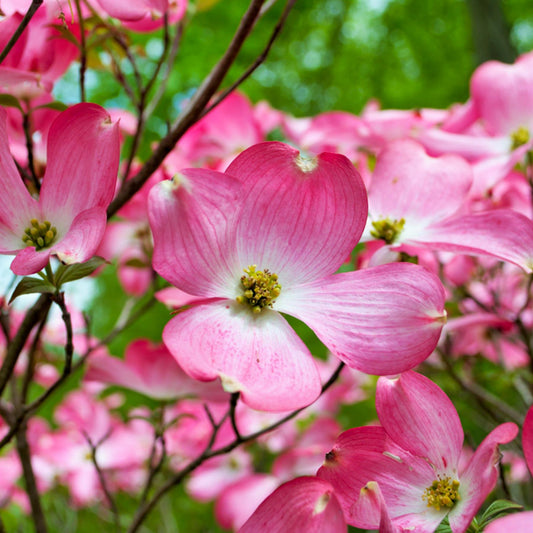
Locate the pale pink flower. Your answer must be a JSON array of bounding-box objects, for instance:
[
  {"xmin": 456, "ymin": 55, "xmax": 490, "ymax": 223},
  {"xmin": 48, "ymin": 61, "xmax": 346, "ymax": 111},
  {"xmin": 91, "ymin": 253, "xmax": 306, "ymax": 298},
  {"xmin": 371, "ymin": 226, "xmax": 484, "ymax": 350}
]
[
  {"xmin": 318, "ymin": 371, "xmax": 518, "ymax": 532},
  {"xmin": 363, "ymin": 139, "xmax": 533, "ymax": 271},
  {"xmin": 96, "ymin": 0, "xmax": 187, "ymax": 31},
  {"xmin": 0, "ymin": 103, "xmax": 119, "ymax": 275},
  {"xmin": 85, "ymin": 339, "xmax": 227, "ymax": 401},
  {"xmin": 0, "ymin": 9, "xmax": 79, "ymax": 98},
  {"xmin": 148, "ymin": 141, "xmax": 446, "ymax": 411}
]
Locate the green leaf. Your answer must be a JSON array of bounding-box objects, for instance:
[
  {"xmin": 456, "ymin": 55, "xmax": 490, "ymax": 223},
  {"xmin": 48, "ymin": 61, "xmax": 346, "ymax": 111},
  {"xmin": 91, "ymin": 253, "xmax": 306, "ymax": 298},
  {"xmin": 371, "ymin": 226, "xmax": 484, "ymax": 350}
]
[
  {"xmin": 478, "ymin": 500, "xmax": 523, "ymax": 529},
  {"xmin": 434, "ymin": 517, "xmax": 453, "ymax": 533},
  {"xmin": 55, "ymin": 257, "xmax": 108, "ymax": 287},
  {"xmin": 33, "ymin": 101, "xmax": 69, "ymax": 112},
  {"xmin": 123, "ymin": 258, "xmax": 147, "ymax": 268},
  {"xmin": 49, "ymin": 24, "xmax": 81, "ymax": 49},
  {"xmin": 9, "ymin": 277, "xmax": 55, "ymax": 304},
  {"xmin": 0, "ymin": 94, "xmax": 22, "ymax": 111}
]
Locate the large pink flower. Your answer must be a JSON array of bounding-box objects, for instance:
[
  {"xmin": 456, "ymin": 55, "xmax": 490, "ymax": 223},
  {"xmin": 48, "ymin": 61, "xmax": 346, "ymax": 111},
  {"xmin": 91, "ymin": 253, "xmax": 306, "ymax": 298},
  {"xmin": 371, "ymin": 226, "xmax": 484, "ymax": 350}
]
[
  {"xmin": 0, "ymin": 103, "xmax": 119, "ymax": 275},
  {"xmin": 148, "ymin": 142, "xmax": 446, "ymax": 411},
  {"xmin": 318, "ymin": 371, "xmax": 518, "ymax": 532}
]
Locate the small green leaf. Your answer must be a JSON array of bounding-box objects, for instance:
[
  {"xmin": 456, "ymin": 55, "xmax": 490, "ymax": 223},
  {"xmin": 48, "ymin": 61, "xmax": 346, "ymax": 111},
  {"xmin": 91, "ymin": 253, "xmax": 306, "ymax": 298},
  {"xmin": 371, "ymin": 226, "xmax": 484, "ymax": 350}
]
[
  {"xmin": 9, "ymin": 277, "xmax": 55, "ymax": 304},
  {"xmin": 33, "ymin": 101, "xmax": 68, "ymax": 112},
  {"xmin": 0, "ymin": 94, "xmax": 22, "ymax": 111},
  {"xmin": 123, "ymin": 258, "xmax": 147, "ymax": 268},
  {"xmin": 435, "ymin": 517, "xmax": 453, "ymax": 533},
  {"xmin": 49, "ymin": 25, "xmax": 81, "ymax": 49},
  {"xmin": 478, "ymin": 500, "xmax": 523, "ymax": 529},
  {"xmin": 55, "ymin": 257, "xmax": 108, "ymax": 287}
]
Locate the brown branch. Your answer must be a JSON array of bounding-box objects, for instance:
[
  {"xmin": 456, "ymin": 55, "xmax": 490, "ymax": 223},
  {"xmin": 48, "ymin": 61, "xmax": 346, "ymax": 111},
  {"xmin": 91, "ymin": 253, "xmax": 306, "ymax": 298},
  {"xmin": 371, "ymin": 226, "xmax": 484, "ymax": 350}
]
[
  {"xmin": 87, "ymin": 434, "xmax": 122, "ymax": 532},
  {"xmin": 22, "ymin": 111, "xmax": 40, "ymax": 190},
  {"xmin": 0, "ymin": 288, "xmax": 158, "ymax": 450},
  {"xmin": 74, "ymin": 0, "xmax": 87, "ymax": 102},
  {"xmin": 16, "ymin": 421, "xmax": 47, "ymax": 533},
  {"xmin": 107, "ymin": 0, "xmax": 267, "ymax": 218},
  {"xmin": 126, "ymin": 361, "xmax": 345, "ymax": 532},
  {"xmin": 121, "ymin": 16, "xmax": 173, "ymax": 182},
  {"xmin": 20, "ymin": 307, "xmax": 48, "ymax": 401},
  {"xmin": 52, "ymin": 292, "xmax": 74, "ymax": 376},
  {"xmin": 438, "ymin": 347, "xmax": 523, "ymax": 425},
  {"xmin": 0, "ymin": 294, "xmax": 51, "ymax": 398},
  {"xmin": 200, "ymin": 0, "xmax": 296, "ymax": 119},
  {"xmin": 143, "ymin": 21, "xmax": 185, "ymax": 118},
  {"xmin": 0, "ymin": 0, "xmax": 44, "ymax": 64}
]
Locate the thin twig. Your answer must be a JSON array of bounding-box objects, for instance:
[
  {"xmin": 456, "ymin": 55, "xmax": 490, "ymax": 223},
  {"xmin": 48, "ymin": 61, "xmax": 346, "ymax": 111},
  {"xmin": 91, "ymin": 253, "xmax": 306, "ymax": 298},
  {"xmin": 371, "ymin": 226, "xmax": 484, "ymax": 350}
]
[
  {"xmin": 93, "ymin": 294, "xmax": 156, "ymax": 350},
  {"xmin": 200, "ymin": 0, "xmax": 297, "ymax": 119},
  {"xmin": 143, "ymin": 21, "xmax": 185, "ymax": 118},
  {"xmin": 439, "ymin": 348, "xmax": 523, "ymax": 425},
  {"xmin": 139, "ymin": 409, "xmax": 168, "ymax": 507},
  {"xmin": 52, "ymin": 292, "xmax": 74, "ymax": 376},
  {"xmin": 74, "ymin": 0, "xmax": 87, "ymax": 102},
  {"xmin": 229, "ymin": 392, "xmax": 242, "ymax": 440},
  {"xmin": 16, "ymin": 421, "xmax": 47, "ymax": 533},
  {"xmin": 20, "ymin": 307, "xmax": 49, "ymax": 401},
  {"xmin": 87, "ymin": 434, "xmax": 122, "ymax": 532},
  {"xmin": 127, "ymin": 361, "xmax": 345, "ymax": 532},
  {"xmin": 0, "ymin": 0, "xmax": 44, "ymax": 64},
  {"xmin": 121, "ymin": 16, "xmax": 172, "ymax": 182},
  {"xmin": 0, "ymin": 294, "xmax": 51, "ymax": 398},
  {"xmin": 22, "ymin": 111, "xmax": 40, "ymax": 190},
  {"xmin": 107, "ymin": 0, "xmax": 267, "ymax": 218}
]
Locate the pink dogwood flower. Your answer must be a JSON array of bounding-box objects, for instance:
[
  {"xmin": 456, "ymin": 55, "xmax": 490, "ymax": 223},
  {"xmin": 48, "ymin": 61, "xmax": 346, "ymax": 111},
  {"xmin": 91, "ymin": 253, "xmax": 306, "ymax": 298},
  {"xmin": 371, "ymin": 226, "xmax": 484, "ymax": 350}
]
[
  {"xmin": 318, "ymin": 371, "xmax": 518, "ymax": 532},
  {"xmin": 363, "ymin": 139, "xmax": 533, "ymax": 271},
  {"xmin": 0, "ymin": 103, "xmax": 119, "ymax": 275},
  {"xmin": 148, "ymin": 141, "xmax": 446, "ymax": 411},
  {"xmin": 239, "ymin": 476, "xmax": 346, "ymax": 533}
]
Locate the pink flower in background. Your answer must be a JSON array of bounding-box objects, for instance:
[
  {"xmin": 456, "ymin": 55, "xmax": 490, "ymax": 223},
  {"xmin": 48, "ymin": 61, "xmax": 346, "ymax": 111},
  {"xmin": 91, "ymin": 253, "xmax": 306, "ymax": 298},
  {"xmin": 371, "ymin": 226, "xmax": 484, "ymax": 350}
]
[
  {"xmin": 0, "ymin": 8, "xmax": 79, "ymax": 99},
  {"xmin": 0, "ymin": 103, "xmax": 119, "ymax": 275},
  {"xmin": 96, "ymin": 0, "xmax": 187, "ymax": 31},
  {"xmin": 318, "ymin": 371, "xmax": 518, "ymax": 532},
  {"xmin": 470, "ymin": 51, "xmax": 533, "ymax": 137},
  {"xmin": 85, "ymin": 339, "xmax": 227, "ymax": 401},
  {"xmin": 149, "ymin": 141, "xmax": 446, "ymax": 411},
  {"xmin": 363, "ymin": 139, "xmax": 533, "ymax": 271}
]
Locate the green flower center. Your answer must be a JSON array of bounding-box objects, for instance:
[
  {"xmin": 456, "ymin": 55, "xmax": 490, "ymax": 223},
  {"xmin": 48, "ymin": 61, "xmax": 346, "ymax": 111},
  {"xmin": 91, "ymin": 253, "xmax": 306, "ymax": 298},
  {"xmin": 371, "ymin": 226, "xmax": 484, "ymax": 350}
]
[
  {"xmin": 370, "ymin": 217, "xmax": 406, "ymax": 244},
  {"xmin": 422, "ymin": 476, "xmax": 460, "ymax": 511},
  {"xmin": 22, "ymin": 219, "xmax": 58, "ymax": 251},
  {"xmin": 511, "ymin": 126, "xmax": 530, "ymax": 149},
  {"xmin": 236, "ymin": 265, "xmax": 281, "ymax": 314}
]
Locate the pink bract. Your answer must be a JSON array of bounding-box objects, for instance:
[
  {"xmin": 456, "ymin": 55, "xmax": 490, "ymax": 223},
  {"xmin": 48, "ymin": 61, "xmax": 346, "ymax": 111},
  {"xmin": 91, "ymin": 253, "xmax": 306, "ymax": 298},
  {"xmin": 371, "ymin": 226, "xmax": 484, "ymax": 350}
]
[
  {"xmin": 0, "ymin": 103, "xmax": 119, "ymax": 275},
  {"xmin": 484, "ymin": 511, "xmax": 533, "ymax": 533},
  {"xmin": 239, "ymin": 476, "xmax": 346, "ymax": 533},
  {"xmin": 148, "ymin": 141, "xmax": 446, "ymax": 411},
  {"xmin": 523, "ymin": 405, "xmax": 533, "ymax": 477},
  {"xmin": 318, "ymin": 371, "xmax": 518, "ymax": 532}
]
